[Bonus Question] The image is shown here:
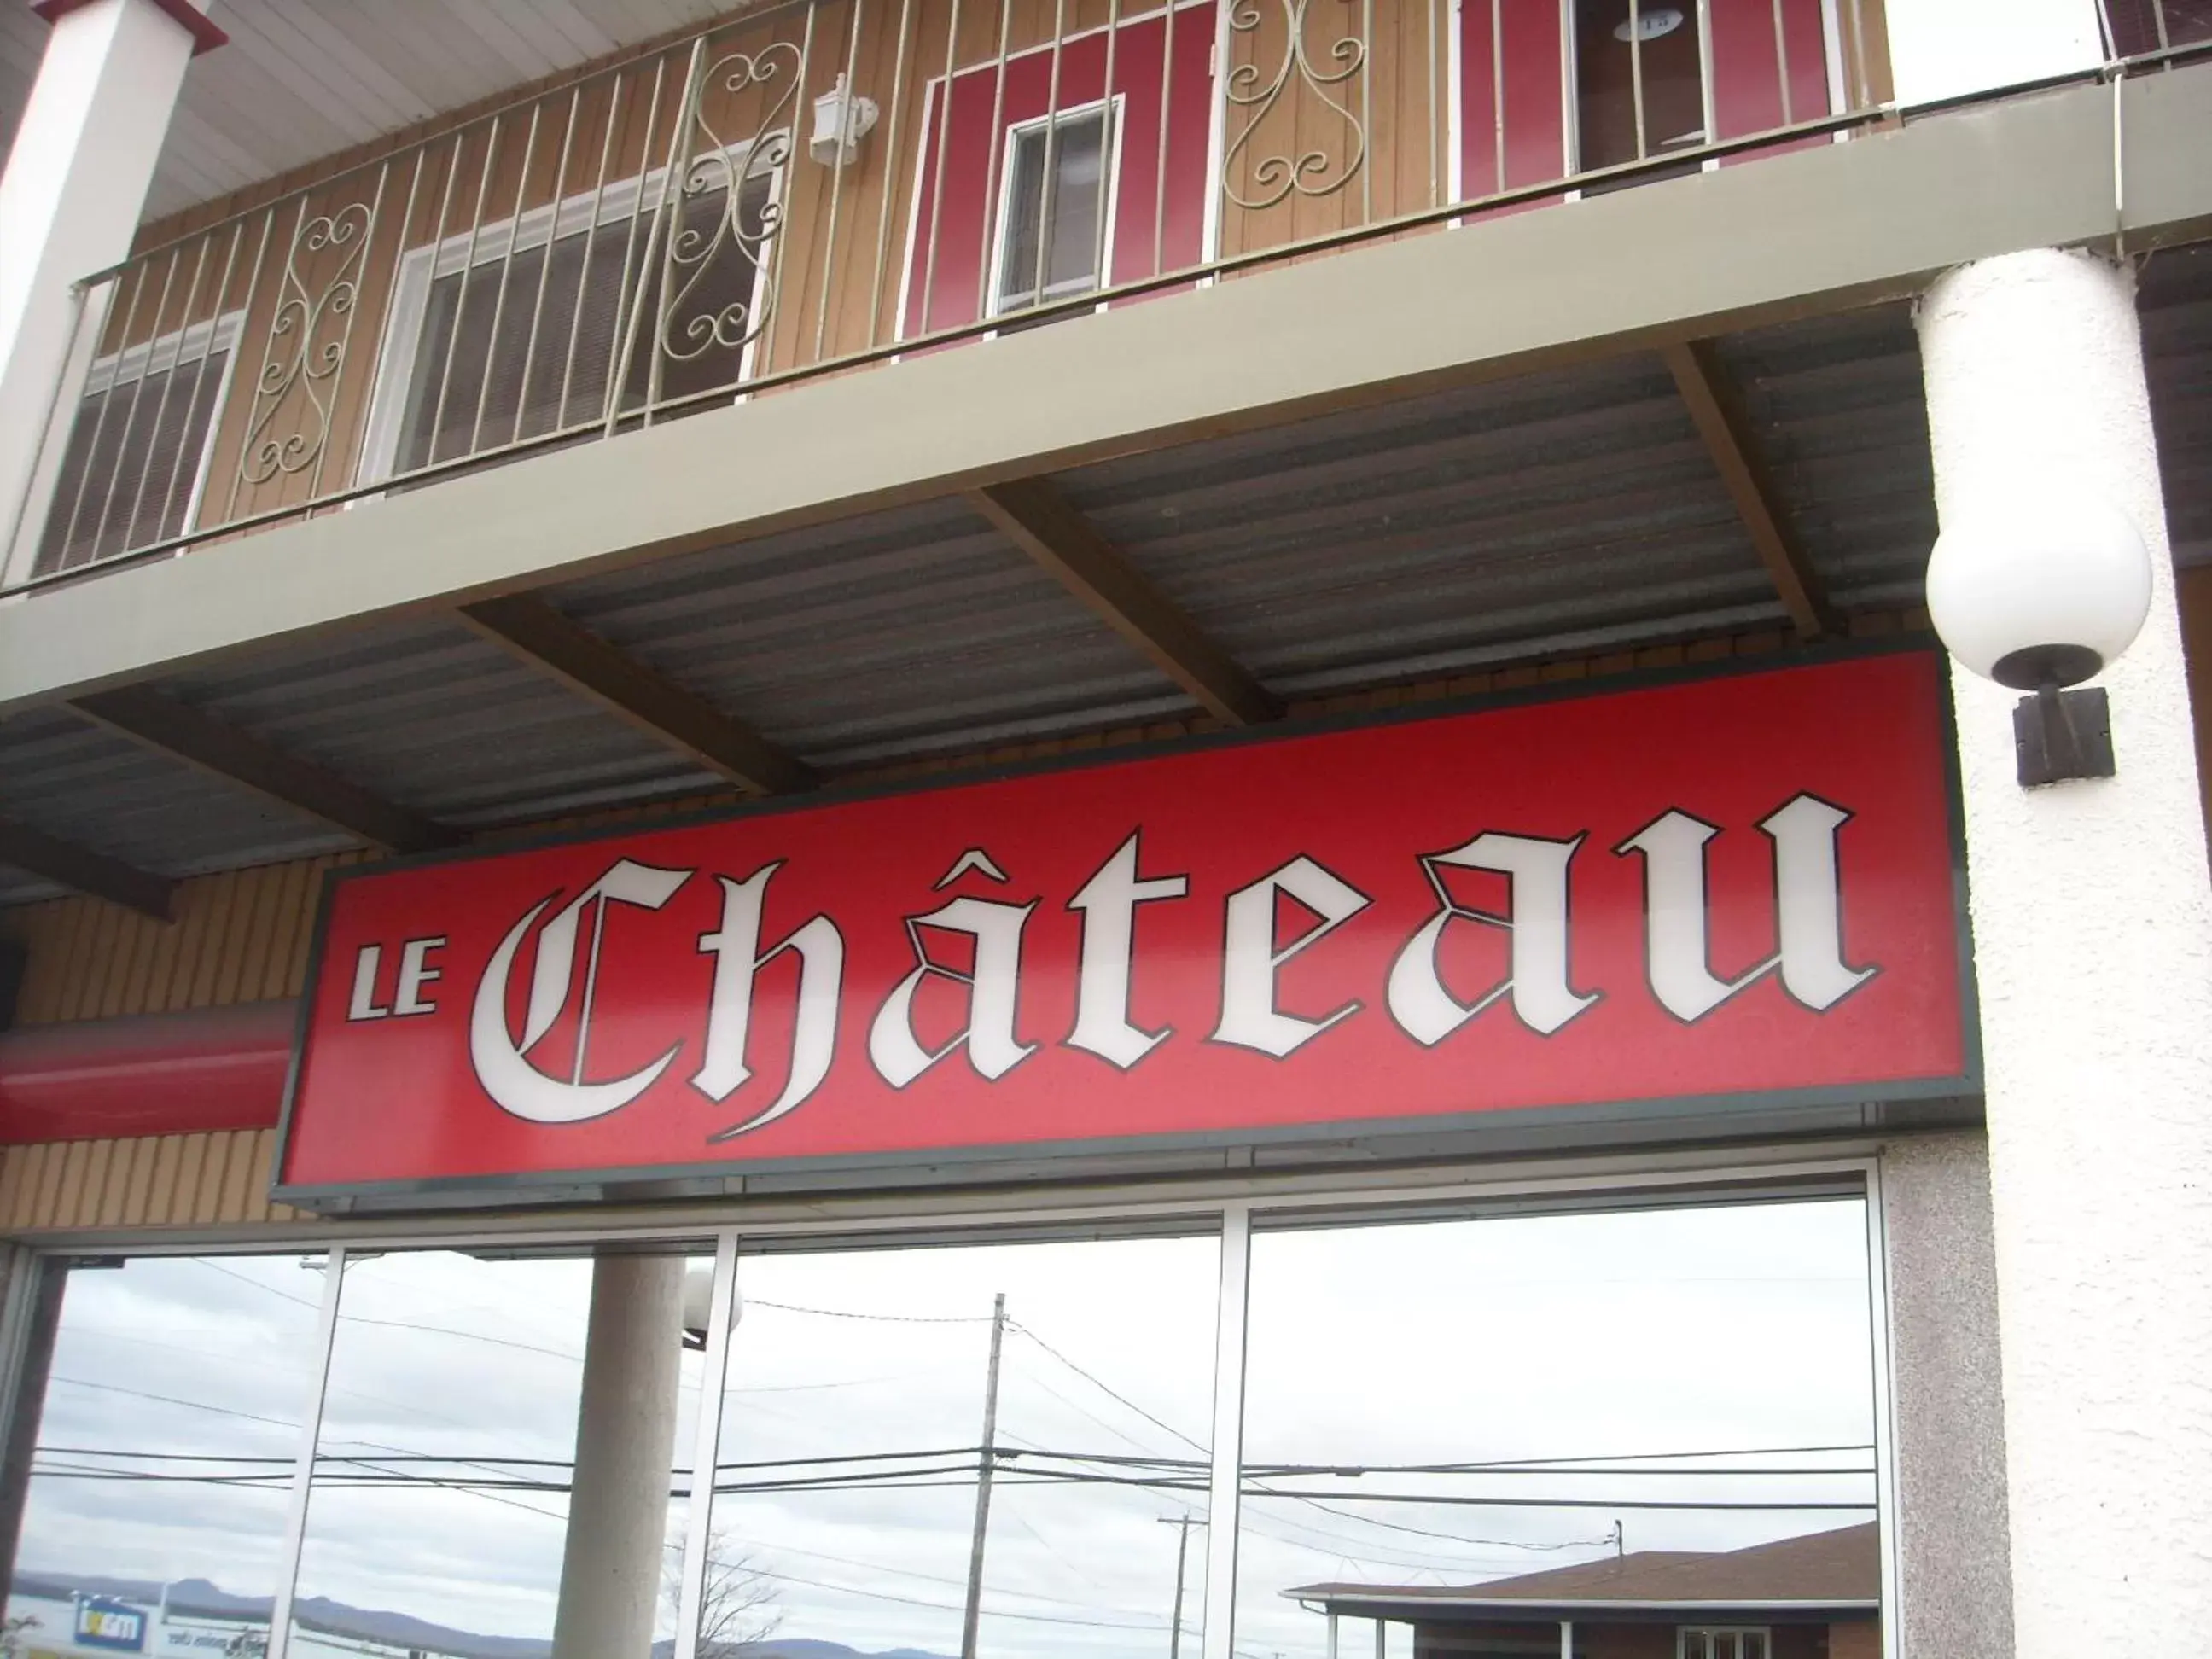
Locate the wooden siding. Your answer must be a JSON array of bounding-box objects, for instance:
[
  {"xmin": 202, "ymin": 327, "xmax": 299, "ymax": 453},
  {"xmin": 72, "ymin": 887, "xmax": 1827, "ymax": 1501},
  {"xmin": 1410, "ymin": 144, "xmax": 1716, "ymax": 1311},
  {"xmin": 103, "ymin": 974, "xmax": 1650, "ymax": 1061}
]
[{"xmin": 0, "ymin": 614, "xmax": 1934, "ymax": 1240}]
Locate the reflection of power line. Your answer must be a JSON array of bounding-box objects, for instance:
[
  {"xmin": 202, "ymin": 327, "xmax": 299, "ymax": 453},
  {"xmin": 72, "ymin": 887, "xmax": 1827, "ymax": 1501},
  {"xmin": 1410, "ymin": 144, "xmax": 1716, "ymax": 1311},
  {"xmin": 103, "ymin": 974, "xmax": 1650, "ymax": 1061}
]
[{"xmin": 1010, "ymin": 1321, "xmax": 1207, "ymax": 1453}]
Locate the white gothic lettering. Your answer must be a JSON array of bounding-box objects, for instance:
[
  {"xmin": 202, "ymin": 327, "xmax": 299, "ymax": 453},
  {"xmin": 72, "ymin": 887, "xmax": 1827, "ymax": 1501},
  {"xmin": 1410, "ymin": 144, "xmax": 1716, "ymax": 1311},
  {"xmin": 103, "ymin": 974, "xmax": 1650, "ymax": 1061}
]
[{"xmin": 449, "ymin": 796, "xmax": 1881, "ymax": 1131}]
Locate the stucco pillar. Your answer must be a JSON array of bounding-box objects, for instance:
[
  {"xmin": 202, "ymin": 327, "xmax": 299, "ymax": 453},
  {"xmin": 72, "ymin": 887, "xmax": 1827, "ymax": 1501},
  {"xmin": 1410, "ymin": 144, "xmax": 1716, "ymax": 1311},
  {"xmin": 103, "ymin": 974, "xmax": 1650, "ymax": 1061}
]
[
  {"xmin": 1917, "ymin": 248, "xmax": 2212, "ymax": 1651},
  {"xmin": 0, "ymin": 0, "xmax": 216, "ymax": 579},
  {"xmin": 553, "ymin": 1253, "xmax": 685, "ymax": 1659}
]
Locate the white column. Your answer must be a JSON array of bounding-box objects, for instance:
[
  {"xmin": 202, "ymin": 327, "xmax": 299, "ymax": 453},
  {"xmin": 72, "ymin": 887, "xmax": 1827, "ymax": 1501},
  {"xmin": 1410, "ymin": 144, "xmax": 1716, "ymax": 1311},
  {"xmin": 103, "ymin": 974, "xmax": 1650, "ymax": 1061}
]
[
  {"xmin": 1918, "ymin": 248, "xmax": 2212, "ymax": 1653},
  {"xmin": 0, "ymin": 0, "xmax": 209, "ymax": 575},
  {"xmin": 554, "ymin": 1253, "xmax": 686, "ymax": 1659},
  {"xmin": 1882, "ymin": 0, "xmax": 2104, "ymax": 106}
]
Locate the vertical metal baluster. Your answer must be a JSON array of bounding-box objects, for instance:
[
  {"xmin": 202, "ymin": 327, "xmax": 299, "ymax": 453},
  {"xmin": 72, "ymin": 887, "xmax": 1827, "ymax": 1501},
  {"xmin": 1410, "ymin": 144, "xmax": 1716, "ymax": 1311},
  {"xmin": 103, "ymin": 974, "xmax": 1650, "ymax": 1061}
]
[
  {"xmin": 62, "ymin": 258, "xmax": 153, "ymax": 563},
  {"xmin": 368, "ymin": 146, "xmax": 428, "ymax": 479},
  {"xmin": 469, "ymin": 102, "xmax": 544, "ymax": 455},
  {"xmin": 1696, "ymin": 0, "xmax": 1718, "ymax": 147},
  {"xmin": 1629, "ymin": 0, "xmax": 1648, "ymax": 160},
  {"xmin": 643, "ymin": 33, "xmax": 712, "ymax": 416},
  {"xmin": 119, "ymin": 230, "xmax": 211, "ymax": 550},
  {"xmin": 748, "ymin": 7, "xmax": 817, "ymax": 381},
  {"xmin": 1426, "ymin": 0, "xmax": 1441, "ymax": 207},
  {"xmin": 599, "ymin": 58, "xmax": 671, "ymax": 430},
  {"xmin": 88, "ymin": 244, "xmax": 180, "ymax": 559},
  {"xmin": 218, "ymin": 208, "xmax": 276, "ymax": 521},
  {"xmin": 427, "ymin": 116, "xmax": 506, "ymax": 464},
  {"xmin": 1092, "ymin": 0, "xmax": 1123, "ymax": 299},
  {"xmin": 2155, "ymin": 0, "xmax": 2173, "ymax": 53},
  {"xmin": 814, "ymin": 0, "xmax": 871, "ymax": 365},
  {"xmin": 919, "ymin": 0, "xmax": 969, "ymax": 329},
  {"xmin": 386, "ymin": 133, "xmax": 469, "ymax": 479},
  {"xmin": 971, "ymin": 0, "xmax": 1018, "ymax": 316},
  {"xmin": 309, "ymin": 160, "xmax": 387, "ymax": 501},
  {"xmin": 170, "ymin": 217, "xmax": 245, "ymax": 538},
  {"xmin": 1359, "ymin": 0, "xmax": 1373, "ymax": 222},
  {"xmin": 512, "ymin": 89, "xmax": 584, "ymax": 445},
  {"xmin": 605, "ymin": 43, "xmax": 695, "ymax": 432},
  {"xmin": 1027, "ymin": 0, "xmax": 1072, "ymax": 311},
  {"xmin": 1560, "ymin": 0, "xmax": 1580, "ymax": 175},
  {"xmin": 1772, "ymin": 0, "xmax": 1795, "ymax": 125},
  {"xmin": 1845, "ymin": 0, "xmax": 1868, "ymax": 108},
  {"xmin": 864, "ymin": 0, "xmax": 919, "ymax": 347},
  {"xmin": 1493, "ymin": 0, "xmax": 1507, "ymax": 193},
  {"xmin": 561, "ymin": 70, "xmax": 632, "ymax": 428},
  {"xmin": 1153, "ymin": 0, "xmax": 1178, "ymax": 273}
]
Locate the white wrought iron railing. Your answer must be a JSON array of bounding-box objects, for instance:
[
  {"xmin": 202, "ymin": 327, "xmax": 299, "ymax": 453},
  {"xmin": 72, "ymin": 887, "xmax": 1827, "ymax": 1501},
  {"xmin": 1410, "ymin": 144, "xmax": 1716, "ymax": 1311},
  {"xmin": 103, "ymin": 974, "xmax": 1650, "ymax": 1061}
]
[{"xmin": 5, "ymin": 0, "xmax": 1900, "ymax": 594}]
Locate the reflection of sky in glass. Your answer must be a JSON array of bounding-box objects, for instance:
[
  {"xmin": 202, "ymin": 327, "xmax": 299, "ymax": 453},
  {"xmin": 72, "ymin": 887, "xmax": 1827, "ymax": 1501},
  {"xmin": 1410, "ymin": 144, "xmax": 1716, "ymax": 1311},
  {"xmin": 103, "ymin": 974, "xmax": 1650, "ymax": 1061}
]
[
  {"xmin": 1234, "ymin": 1200, "xmax": 1877, "ymax": 1659},
  {"xmin": 9, "ymin": 1200, "xmax": 1876, "ymax": 1659},
  {"xmin": 708, "ymin": 1232, "xmax": 1220, "ymax": 1659}
]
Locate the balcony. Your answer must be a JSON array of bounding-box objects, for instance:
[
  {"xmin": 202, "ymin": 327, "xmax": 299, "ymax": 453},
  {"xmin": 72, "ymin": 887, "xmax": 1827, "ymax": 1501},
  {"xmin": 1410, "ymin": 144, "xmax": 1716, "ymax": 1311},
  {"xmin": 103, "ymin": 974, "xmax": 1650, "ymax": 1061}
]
[{"xmin": 3, "ymin": 0, "xmax": 1904, "ymax": 591}]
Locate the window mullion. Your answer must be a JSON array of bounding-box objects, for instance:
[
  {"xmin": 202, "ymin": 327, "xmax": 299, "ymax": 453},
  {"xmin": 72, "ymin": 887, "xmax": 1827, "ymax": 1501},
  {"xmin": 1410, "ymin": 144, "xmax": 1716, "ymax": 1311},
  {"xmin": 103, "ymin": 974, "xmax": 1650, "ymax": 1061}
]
[
  {"xmin": 1202, "ymin": 1203, "xmax": 1252, "ymax": 1659},
  {"xmin": 266, "ymin": 1243, "xmax": 347, "ymax": 1659}
]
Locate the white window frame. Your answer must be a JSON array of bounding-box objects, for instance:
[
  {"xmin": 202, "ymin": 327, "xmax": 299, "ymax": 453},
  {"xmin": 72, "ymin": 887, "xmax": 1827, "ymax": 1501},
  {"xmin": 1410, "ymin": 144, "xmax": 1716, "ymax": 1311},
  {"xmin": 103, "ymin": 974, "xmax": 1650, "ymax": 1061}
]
[
  {"xmin": 39, "ymin": 309, "xmax": 246, "ymax": 565},
  {"xmin": 1677, "ymin": 1627, "xmax": 1773, "ymax": 1659},
  {"xmin": 356, "ymin": 138, "xmax": 784, "ymax": 489},
  {"xmin": 985, "ymin": 93, "xmax": 1128, "ymax": 321}
]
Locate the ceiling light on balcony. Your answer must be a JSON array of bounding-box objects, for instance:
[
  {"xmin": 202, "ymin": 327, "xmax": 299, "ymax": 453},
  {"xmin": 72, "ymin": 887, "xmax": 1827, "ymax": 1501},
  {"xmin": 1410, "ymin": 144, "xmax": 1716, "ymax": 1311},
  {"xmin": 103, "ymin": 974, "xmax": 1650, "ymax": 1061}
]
[
  {"xmin": 1615, "ymin": 7, "xmax": 1686, "ymax": 42},
  {"xmin": 812, "ymin": 73, "xmax": 880, "ymax": 168}
]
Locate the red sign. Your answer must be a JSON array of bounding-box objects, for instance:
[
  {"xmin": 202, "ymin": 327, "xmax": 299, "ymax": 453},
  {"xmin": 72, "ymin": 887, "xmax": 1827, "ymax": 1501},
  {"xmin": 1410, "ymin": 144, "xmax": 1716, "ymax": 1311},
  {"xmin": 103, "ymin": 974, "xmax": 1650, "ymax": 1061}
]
[{"xmin": 275, "ymin": 652, "xmax": 1970, "ymax": 1202}]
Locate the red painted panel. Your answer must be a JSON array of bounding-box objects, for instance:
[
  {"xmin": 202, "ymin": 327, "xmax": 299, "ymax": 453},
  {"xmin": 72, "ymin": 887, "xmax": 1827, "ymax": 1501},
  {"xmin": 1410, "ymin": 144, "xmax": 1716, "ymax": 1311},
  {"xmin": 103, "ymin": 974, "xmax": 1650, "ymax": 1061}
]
[
  {"xmin": 276, "ymin": 654, "xmax": 1971, "ymax": 1202},
  {"xmin": 901, "ymin": 2, "xmax": 1216, "ymax": 338},
  {"xmin": 1457, "ymin": 0, "xmax": 1567, "ymax": 199},
  {"xmin": 1709, "ymin": 0, "xmax": 1833, "ymax": 138},
  {"xmin": 0, "ymin": 1002, "xmax": 294, "ymax": 1144}
]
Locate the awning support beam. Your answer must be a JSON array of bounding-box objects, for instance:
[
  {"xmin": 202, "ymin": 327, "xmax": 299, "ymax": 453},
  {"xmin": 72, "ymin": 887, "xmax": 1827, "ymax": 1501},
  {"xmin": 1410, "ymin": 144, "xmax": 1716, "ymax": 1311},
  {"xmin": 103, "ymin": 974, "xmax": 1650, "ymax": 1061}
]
[
  {"xmin": 458, "ymin": 594, "xmax": 816, "ymax": 796},
  {"xmin": 68, "ymin": 686, "xmax": 457, "ymax": 855},
  {"xmin": 1662, "ymin": 337, "xmax": 1837, "ymax": 640},
  {"xmin": 966, "ymin": 476, "xmax": 1282, "ymax": 726},
  {"xmin": 0, "ymin": 813, "xmax": 174, "ymax": 919}
]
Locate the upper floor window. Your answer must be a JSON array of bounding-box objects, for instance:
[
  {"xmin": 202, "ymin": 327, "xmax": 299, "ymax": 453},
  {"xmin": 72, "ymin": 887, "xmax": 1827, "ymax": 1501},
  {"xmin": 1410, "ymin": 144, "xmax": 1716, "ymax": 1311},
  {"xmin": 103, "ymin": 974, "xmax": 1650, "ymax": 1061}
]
[
  {"xmin": 1457, "ymin": 0, "xmax": 1837, "ymax": 200},
  {"xmin": 362, "ymin": 148, "xmax": 781, "ymax": 483},
  {"xmin": 2102, "ymin": 0, "xmax": 2212, "ymax": 55},
  {"xmin": 33, "ymin": 312, "xmax": 242, "ymax": 577},
  {"xmin": 1679, "ymin": 1628, "xmax": 1772, "ymax": 1659},
  {"xmin": 990, "ymin": 102, "xmax": 1121, "ymax": 316},
  {"xmin": 901, "ymin": 0, "xmax": 1215, "ymax": 338}
]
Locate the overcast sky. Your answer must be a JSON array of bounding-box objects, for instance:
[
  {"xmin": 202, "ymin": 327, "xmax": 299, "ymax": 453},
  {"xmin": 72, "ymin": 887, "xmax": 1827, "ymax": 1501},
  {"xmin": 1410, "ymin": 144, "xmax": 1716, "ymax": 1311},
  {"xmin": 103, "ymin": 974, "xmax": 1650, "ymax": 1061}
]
[{"xmin": 14, "ymin": 1197, "xmax": 1876, "ymax": 1659}]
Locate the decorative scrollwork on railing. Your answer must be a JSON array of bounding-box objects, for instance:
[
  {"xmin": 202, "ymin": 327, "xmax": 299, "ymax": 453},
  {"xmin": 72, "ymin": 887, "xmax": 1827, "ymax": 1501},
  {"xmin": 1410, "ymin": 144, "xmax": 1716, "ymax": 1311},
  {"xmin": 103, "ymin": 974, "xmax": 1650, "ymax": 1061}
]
[
  {"xmin": 1220, "ymin": 0, "xmax": 1368, "ymax": 211},
  {"xmin": 236, "ymin": 201, "xmax": 372, "ymax": 487},
  {"xmin": 656, "ymin": 43, "xmax": 802, "ymax": 368}
]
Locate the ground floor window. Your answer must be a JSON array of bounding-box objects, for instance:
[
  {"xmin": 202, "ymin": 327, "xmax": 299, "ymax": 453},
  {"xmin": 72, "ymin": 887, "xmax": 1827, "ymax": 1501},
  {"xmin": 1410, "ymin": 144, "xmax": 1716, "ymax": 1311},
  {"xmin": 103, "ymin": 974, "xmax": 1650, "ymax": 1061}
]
[{"xmin": 0, "ymin": 1180, "xmax": 1888, "ymax": 1659}]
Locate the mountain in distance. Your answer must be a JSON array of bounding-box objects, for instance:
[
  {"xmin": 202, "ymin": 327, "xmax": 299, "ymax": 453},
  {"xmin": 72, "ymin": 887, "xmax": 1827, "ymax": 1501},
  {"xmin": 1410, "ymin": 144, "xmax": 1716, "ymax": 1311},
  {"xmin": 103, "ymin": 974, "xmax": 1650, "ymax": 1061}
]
[{"xmin": 12, "ymin": 1570, "xmax": 952, "ymax": 1659}]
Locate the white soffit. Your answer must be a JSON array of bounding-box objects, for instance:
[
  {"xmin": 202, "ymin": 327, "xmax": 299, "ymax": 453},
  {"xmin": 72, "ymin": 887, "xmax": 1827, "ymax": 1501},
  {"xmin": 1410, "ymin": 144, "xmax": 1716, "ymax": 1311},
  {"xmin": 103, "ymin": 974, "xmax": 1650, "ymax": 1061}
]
[{"xmin": 0, "ymin": 0, "xmax": 745, "ymax": 225}]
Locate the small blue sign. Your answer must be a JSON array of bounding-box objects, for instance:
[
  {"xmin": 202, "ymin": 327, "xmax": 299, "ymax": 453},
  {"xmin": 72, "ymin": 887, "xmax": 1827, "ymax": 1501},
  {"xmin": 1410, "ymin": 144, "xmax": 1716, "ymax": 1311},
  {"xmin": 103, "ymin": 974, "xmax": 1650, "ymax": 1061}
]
[{"xmin": 73, "ymin": 1597, "xmax": 148, "ymax": 1654}]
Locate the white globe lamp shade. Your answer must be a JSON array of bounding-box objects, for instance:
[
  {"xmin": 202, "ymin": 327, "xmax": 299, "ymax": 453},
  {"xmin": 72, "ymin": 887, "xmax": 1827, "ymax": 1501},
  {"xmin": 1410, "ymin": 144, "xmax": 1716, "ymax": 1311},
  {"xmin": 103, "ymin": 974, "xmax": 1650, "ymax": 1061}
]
[
  {"xmin": 682, "ymin": 1262, "xmax": 739, "ymax": 1335},
  {"xmin": 1926, "ymin": 493, "xmax": 2152, "ymax": 690}
]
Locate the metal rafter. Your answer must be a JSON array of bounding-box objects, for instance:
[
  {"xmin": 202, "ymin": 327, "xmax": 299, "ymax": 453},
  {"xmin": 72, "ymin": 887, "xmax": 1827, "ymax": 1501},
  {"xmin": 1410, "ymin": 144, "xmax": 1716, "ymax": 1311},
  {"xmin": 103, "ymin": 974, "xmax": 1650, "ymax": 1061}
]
[
  {"xmin": 457, "ymin": 595, "xmax": 816, "ymax": 796},
  {"xmin": 966, "ymin": 476, "xmax": 1282, "ymax": 727},
  {"xmin": 0, "ymin": 815, "xmax": 175, "ymax": 920},
  {"xmin": 1662, "ymin": 337, "xmax": 1838, "ymax": 641},
  {"xmin": 68, "ymin": 686, "xmax": 457, "ymax": 855}
]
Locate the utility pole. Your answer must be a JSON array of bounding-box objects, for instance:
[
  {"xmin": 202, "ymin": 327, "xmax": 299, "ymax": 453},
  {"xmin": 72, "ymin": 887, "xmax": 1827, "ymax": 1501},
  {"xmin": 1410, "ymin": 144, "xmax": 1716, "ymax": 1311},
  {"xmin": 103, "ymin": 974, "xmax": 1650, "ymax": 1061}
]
[
  {"xmin": 1611, "ymin": 1519, "xmax": 1624, "ymax": 1557},
  {"xmin": 960, "ymin": 1293, "xmax": 1008, "ymax": 1659},
  {"xmin": 1158, "ymin": 1515, "xmax": 1206, "ymax": 1659}
]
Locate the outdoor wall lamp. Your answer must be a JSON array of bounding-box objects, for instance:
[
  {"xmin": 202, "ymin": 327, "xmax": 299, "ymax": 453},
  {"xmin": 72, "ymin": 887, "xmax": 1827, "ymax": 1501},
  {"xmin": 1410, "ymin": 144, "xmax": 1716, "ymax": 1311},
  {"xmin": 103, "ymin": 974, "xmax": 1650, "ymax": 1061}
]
[
  {"xmin": 681, "ymin": 1261, "xmax": 740, "ymax": 1349},
  {"xmin": 811, "ymin": 74, "xmax": 879, "ymax": 168},
  {"xmin": 1926, "ymin": 492, "xmax": 2152, "ymax": 787}
]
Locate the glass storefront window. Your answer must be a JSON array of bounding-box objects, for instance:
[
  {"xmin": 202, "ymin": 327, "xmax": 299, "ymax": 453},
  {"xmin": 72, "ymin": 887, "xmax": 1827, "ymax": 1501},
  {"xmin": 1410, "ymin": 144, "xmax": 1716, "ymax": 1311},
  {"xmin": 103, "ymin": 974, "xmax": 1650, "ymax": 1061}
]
[
  {"xmin": 700, "ymin": 1230, "xmax": 1221, "ymax": 1659},
  {"xmin": 1233, "ymin": 1198, "xmax": 1880, "ymax": 1659},
  {"xmin": 7, "ymin": 1254, "xmax": 328, "ymax": 1659},
  {"xmin": 0, "ymin": 1187, "xmax": 1886, "ymax": 1659}
]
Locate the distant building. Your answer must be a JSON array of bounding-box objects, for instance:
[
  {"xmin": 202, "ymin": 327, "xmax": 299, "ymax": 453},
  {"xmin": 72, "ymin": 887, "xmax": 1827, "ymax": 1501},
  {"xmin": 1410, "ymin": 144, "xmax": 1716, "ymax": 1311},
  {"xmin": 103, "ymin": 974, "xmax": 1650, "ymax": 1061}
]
[{"xmin": 1291, "ymin": 1524, "xmax": 1879, "ymax": 1659}]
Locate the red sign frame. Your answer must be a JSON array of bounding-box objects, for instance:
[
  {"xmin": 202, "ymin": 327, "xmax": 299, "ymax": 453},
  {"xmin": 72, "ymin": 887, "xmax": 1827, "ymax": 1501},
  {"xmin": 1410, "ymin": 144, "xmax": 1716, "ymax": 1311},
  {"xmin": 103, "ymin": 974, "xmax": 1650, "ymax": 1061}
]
[{"xmin": 272, "ymin": 649, "xmax": 1975, "ymax": 1208}]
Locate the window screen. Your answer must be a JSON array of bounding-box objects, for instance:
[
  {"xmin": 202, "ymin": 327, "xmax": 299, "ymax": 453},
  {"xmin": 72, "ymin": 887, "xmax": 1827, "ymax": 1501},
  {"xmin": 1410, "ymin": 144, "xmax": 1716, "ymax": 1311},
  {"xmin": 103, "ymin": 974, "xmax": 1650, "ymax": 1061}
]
[
  {"xmin": 35, "ymin": 340, "xmax": 230, "ymax": 576},
  {"xmin": 994, "ymin": 108, "xmax": 1114, "ymax": 314},
  {"xmin": 394, "ymin": 172, "xmax": 775, "ymax": 475}
]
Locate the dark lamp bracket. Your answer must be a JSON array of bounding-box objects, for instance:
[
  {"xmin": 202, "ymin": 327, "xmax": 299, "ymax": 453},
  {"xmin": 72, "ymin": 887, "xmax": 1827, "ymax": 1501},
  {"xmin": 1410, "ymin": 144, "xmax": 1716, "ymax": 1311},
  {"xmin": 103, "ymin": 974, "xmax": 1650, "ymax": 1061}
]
[{"xmin": 2015, "ymin": 684, "xmax": 2116, "ymax": 786}]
